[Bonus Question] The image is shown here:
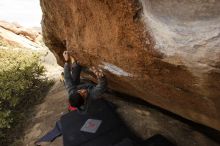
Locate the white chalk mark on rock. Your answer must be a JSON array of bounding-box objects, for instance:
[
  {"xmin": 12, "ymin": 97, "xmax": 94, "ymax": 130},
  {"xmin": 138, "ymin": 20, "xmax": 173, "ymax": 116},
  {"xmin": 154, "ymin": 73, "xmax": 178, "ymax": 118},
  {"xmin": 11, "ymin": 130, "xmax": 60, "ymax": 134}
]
[{"xmin": 99, "ymin": 62, "xmax": 132, "ymax": 77}]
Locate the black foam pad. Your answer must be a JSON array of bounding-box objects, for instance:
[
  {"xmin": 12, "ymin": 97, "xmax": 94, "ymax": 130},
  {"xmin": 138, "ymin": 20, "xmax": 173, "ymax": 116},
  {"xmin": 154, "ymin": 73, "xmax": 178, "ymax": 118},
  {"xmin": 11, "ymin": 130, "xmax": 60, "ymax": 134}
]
[
  {"xmin": 61, "ymin": 99, "xmax": 134, "ymax": 146},
  {"xmin": 142, "ymin": 134, "xmax": 176, "ymax": 146}
]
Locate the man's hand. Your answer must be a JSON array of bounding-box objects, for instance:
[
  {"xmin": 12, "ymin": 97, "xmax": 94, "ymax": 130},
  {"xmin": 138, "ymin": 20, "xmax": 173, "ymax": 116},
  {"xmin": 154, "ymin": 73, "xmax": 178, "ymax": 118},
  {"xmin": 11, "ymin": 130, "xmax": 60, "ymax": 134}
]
[
  {"xmin": 63, "ymin": 51, "xmax": 77, "ymax": 63},
  {"xmin": 63, "ymin": 51, "xmax": 69, "ymax": 62},
  {"xmin": 90, "ymin": 66, "xmax": 104, "ymax": 78},
  {"xmin": 70, "ymin": 56, "xmax": 76, "ymax": 64}
]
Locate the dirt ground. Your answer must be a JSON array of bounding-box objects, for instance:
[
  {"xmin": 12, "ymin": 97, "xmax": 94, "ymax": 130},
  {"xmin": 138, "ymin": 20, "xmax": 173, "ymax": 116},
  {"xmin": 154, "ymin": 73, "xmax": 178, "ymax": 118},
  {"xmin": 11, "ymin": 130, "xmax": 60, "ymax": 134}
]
[{"xmin": 14, "ymin": 77, "xmax": 219, "ymax": 146}]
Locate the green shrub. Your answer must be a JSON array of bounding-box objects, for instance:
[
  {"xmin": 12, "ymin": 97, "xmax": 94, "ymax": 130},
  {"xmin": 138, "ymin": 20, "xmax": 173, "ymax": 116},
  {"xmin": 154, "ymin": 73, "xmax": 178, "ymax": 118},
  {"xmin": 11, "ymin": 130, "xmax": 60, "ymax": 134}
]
[{"xmin": 0, "ymin": 48, "xmax": 53, "ymax": 145}]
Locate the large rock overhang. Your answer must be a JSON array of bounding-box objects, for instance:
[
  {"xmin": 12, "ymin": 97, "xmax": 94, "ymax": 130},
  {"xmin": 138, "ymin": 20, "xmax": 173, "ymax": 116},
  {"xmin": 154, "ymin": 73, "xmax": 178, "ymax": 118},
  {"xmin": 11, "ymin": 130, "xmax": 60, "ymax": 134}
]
[{"xmin": 40, "ymin": 0, "xmax": 220, "ymax": 131}]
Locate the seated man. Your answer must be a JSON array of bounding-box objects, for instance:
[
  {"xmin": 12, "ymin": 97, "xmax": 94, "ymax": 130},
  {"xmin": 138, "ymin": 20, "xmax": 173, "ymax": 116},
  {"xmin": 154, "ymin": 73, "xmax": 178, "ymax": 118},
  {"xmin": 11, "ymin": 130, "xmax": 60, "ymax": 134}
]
[{"xmin": 63, "ymin": 51, "xmax": 107, "ymax": 111}]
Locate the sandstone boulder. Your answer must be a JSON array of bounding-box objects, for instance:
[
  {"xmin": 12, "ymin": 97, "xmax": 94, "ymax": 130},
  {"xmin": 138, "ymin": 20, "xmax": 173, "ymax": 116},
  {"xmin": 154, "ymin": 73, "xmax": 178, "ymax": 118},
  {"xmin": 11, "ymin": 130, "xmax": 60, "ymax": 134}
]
[
  {"xmin": 40, "ymin": 0, "xmax": 220, "ymax": 130},
  {"xmin": 0, "ymin": 21, "xmax": 43, "ymax": 50},
  {"xmin": 0, "ymin": 20, "xmax": 40, "ymax": 42}
]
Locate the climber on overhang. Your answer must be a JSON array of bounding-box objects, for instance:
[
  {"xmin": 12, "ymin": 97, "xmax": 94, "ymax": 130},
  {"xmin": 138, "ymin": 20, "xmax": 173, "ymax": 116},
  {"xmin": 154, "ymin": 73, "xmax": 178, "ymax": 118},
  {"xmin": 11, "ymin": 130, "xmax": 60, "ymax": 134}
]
[{"xmin": 63, "ymin": 51, "xmax": 107, "ymax": 111}]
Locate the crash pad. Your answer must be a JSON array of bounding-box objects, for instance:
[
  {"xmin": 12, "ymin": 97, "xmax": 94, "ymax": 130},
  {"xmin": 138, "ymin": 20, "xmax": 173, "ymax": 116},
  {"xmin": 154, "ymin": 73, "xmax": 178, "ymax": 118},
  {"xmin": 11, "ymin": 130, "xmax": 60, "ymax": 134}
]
[{"xmin": 60, "ymin": 99, "xmax": 137, "ymax": 146}]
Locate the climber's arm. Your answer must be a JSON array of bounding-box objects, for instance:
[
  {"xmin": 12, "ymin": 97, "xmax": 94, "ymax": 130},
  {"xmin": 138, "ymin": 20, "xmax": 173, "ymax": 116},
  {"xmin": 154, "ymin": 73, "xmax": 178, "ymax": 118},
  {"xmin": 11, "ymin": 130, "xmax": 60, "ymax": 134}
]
[{"xmin": 89, "ymin": 67, "xmax": 107, "ymax": 99}]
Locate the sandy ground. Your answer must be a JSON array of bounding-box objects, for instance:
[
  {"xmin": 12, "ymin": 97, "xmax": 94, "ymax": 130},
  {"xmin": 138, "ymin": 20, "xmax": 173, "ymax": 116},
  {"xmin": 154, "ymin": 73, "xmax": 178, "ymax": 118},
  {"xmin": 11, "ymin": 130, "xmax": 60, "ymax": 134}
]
[{"xmin": 21, "ymin": 80, "xmax": 66, "ymax": 146}]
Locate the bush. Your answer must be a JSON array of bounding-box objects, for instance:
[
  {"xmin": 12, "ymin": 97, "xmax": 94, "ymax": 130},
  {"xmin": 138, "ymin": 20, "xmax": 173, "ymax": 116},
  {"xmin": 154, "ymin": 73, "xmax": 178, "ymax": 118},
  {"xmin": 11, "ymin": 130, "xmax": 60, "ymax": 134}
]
[{"xmin": 0, "ymin": 48, "xmax": 53, "ymax": 145}]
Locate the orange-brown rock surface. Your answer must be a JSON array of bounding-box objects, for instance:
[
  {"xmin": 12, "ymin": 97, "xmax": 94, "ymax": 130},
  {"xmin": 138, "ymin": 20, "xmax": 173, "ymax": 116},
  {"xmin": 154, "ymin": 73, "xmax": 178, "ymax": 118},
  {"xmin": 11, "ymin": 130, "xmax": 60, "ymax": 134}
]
[{"xmin": 40, "ymin": 0, "xmax": 220, "ymax": 130}]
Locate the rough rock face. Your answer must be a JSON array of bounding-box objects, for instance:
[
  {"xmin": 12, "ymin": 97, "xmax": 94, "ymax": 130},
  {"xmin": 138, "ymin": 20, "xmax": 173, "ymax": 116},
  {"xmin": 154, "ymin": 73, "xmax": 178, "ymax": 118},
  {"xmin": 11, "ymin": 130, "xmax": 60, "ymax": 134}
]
[{"xmin": 40, "ymin": 0, "xmax": 220, "ymax": 130}]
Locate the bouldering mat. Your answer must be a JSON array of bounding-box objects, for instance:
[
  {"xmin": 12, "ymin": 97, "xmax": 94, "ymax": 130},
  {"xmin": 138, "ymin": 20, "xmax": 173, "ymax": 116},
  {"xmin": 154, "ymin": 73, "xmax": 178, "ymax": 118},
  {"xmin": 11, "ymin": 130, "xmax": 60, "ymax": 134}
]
[
  {"xmin": 36, "ymin": 98, "xmax": 176, "ymax": 146},
  {"xmin": 60, "ymin": 99, "xmax": 138, "ymax": 146}
]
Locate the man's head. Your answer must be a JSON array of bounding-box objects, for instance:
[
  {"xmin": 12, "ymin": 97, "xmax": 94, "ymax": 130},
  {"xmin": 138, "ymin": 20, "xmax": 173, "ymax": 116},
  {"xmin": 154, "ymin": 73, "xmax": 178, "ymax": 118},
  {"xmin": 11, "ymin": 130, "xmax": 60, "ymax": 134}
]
[{"xmin": 69, "ymin": 89, "xmax": 88, "ymax": 108}]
